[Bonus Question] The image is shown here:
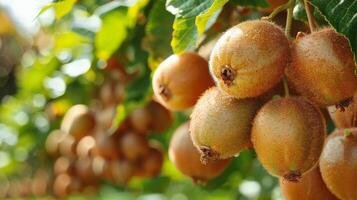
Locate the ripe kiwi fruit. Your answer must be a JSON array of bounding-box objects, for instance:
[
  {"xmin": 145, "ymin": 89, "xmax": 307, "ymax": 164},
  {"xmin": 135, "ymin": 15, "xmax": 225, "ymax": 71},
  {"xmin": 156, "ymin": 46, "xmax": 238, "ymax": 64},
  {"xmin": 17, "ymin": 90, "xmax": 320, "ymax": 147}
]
[
  {"xmin": 280, "ymin": 166, "xmax": 338, "ymax": 200},
  {"xmin": 45, "ymin": 129, "xmax": 65, "ymax": 156},
  {"xmin": 105, "ymin": 160, "xmax": 133, "ymax": 185},
  {"xmin": 58, "ymin": 134, "xmax": 77, "ymax": 158},
  {"xmin": 32, "ymin": 170, "xmax": 49, "ymax": 197},
  {"xmin": 152, "ymin": 52, "xmax": 214, "ymax": 111},
  {"xmin": 328, "ymin": 92, "xmax": 357, "ymax": 128},
  {"xmin": 286, "ymin": 28, "xmax": 357, "ymax": 107},
  {"xmin": 53, "ymin": 173, "xmax": 81, "ymax": 198},
  {"xmin": 252, "ymin": 97, "xmax": 326, "ymax": 181},
  {"xmin": 320, "ymin": 128, "xmax": 357, "ymax": 200},
  {"xmin": 190, "ymin": 87, "xmax": 260, "ymax": 161},
  {"xmin": 209, "ymin": 20, "xmax": 290, "ymax": 98},
  {"xmin": 61, "ymin": 104, "xmax": 96, "ymax": 140},
  {"xmin": 76, "ymin": 135, "xmax": 96, "ymax": 158},
  {"xmin": 54, "ymin": 157, "xmax": 73, "ymax": 175},
  {"xmin": 129, "ymin": 101, "xmax": 173, "ymax": 134},
  {"xmin": 135, "ymin": 141, "xmax": 164, "ymax": 178},
  {"xmin": 169, "ymin": 122, "xmax": 231, "ymax": 182},
  {"xmin": 119, "ymin": 131, "xmax": 148, "ymax": 161},
  {"xmin": 74, "ymin": 157, "xmax": 96, "ymax": 184}
]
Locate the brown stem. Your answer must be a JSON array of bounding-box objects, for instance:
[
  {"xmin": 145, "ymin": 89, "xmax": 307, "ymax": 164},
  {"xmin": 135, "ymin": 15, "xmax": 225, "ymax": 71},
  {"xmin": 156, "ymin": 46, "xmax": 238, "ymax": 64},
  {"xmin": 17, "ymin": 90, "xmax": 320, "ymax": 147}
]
[{"xmin": 304, "ymin": 0, "xmax": 317, "ymax": 32}]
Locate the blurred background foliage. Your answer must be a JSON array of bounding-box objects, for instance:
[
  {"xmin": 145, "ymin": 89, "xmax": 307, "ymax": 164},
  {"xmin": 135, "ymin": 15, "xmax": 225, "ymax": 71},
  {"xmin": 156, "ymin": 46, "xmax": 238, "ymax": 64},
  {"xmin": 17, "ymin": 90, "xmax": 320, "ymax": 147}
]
[{"xmin": 0, "ymin": 0, "xmax": 354, "ymax": 199}]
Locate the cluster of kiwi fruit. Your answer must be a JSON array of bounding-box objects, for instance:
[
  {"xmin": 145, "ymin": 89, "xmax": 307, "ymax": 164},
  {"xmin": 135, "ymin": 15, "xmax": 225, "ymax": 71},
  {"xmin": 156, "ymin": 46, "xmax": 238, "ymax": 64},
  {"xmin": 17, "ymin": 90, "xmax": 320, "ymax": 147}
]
[
  {"xmin": 40, "ymin": 58, "xmax": 173, "ymax": 198},
  {"xmin": 0, "ymin": 169, "xmax": 49, "ymax": 198},
  {"xmin": 153, "ymin": 13, "xmax": 357, "ymax": 199}
]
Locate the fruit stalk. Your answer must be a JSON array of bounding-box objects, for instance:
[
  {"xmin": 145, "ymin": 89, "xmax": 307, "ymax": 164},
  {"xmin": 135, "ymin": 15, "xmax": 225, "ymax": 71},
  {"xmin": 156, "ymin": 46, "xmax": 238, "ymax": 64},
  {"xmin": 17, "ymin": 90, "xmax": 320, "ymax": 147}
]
[
  {"xmin": 285, "ymin": 0, "xmax": 296, "ymax": 38},
  {"xmin": 303, "ymin": 0, "xmax": 316, "ymax": 32}
]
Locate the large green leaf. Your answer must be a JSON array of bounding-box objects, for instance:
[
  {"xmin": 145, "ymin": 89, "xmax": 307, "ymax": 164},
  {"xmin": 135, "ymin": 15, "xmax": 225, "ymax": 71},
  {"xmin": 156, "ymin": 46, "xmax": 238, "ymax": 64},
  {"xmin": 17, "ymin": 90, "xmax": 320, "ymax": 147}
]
[
  {"xmin": 166, "ymin": 0, "xmax": 229, "ymax": 54},
  {"xmin": 142, "ymin": 0, "xmax": 174, "ymax": 70},
  {"xmin": 309, "ymin": 0, "xmax": 357, "ymax": 60},
  {"xmin": 230, "ymin": 0, "xmax": 269, "ymax": 8}
]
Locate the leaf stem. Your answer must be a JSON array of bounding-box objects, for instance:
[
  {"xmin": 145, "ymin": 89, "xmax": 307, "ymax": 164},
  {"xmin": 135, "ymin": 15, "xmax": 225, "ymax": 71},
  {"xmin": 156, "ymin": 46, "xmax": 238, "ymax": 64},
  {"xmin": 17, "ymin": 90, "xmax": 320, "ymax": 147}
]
[{"xmin": 304, "ymin": 0, "xmax": 316, "ymax": 32}]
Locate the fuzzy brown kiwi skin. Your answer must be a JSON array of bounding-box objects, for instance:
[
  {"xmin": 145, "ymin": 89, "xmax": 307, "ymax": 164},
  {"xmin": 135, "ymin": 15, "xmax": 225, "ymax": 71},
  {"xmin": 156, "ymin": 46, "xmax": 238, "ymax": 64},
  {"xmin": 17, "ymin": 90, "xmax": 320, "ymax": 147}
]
[
  {"xmin": 286, "ymin": 28, "xmax": 357, "ymax": 107},
  {"xmin": 61, "ymin": 104, "xmax": 96, "ymax": 140},
  {"xmin": 328, "ymin": 93, "xmax": 357, "ymax": 128},
  {"xmin": 152, "ymin": 52, "xmax": 214, "ymax": 111},
  {"xmin": 209, "ymin": 20, "xmax": 291, "ymax": 99},
  {"xmin": 190, "ymin": 87, "xmax": 261, "ymax": 162},
  {"xmin": 279, "ymin": 166, "xmax": 338, "ymax": 200},
  {"xmin": 252, "ymin": 97, "xmax": 326, "ymax": 182},
  {"xmin": 169, "ymin": 122, "xmax": 231, "ymax": 182},
  {"xmin": 320, "ymin": 128, "xmax": 357, "ymax": 200}
]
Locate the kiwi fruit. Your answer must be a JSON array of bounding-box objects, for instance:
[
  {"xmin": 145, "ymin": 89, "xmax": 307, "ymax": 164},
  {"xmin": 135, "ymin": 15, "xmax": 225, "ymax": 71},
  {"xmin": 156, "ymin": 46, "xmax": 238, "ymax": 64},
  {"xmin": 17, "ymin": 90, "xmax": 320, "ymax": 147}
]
[
  {"xmin": 32, "ymin": 170, "xmax": 49, "ymax": 197},
  {"xmin": 130, "ymin": 101, "xmax": 173, "ymax": 134},
  {"xmin": 209, "ymin": 20, "xmax": 290, "ymax": 99},
  {"xmin": 53, "ymin": 173, "xmax": 81, "ymax": 198},
  {"xmin": 45, "ymin": 129, "xmax": 65, "ymax": 156},
  {"xmin": 58, "ymin": 134, "xmax": 77, "ymax": 158},
  {"xmin": 190, "ymin": 87, "xmax": 260, "ymax": 161},
  {"xmin": 286, "ymin": 28, "xmax": 357, "ymax": 107},
  {"xmin": 152, "ymin": 52, "xmax": 214, "ymax": 111},
  {"xmin": 320, "ymin": 128, "xmax": 357, "ymax": 200},
  {"xmin": 328, "ymin": 92, "xmax": 357, "ymax": 128},
  {"xmin": 54, "ymin": 157, "xmax": 73, "ymax": 175},
  {"xmin": 252, "ymin": 97, "xmax": 326, "ymax": 181},
  {"xmin": 61, "ymin": 104, "xmax": 96, "ymax": 140},
  {"xmin": 169, "ymin": 122, "xmax": 231, "ymax": 182},
  {"xmin": 135, "ymin": 141, "xmax": 164, "ymax": 177},
  {"xmin": 106, "ymin": 160, "xmax": 133, "ymax": 185},
  {"xmin": 280, "ymin": 166, "xmax": 338, "ymax": 200},
  {"xmin": 74, "ymin": 157, "xmax": 96, "ymax": 184},
  {"xmin": 119, "ymin": 131, "xmax": 148, "ymax": 161}
]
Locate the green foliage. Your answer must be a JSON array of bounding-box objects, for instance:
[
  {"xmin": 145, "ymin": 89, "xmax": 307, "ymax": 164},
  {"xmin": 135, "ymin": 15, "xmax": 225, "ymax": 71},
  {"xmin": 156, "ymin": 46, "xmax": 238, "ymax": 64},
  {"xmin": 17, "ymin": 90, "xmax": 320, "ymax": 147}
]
[
  {"xmin": 166, "ymin": 0, "xmax": 229, "ymax": 53},
  {"xmin": 0, "ymin": 0, "xmax": 355, "ymax": 199},
  {"xmin": 142, "ymin": 0, "xmax": 174, "ymax": 69},
  {"xmin": 231, "ymin": 0, "xmax": 270, "ymax": 7},
  {"xmin": 310, "ymin": 0, "xmax": 357, "ymax": 60},
  {"xmin": 38, "ymin": 0, "xmax": 76, "ymax": 20}
]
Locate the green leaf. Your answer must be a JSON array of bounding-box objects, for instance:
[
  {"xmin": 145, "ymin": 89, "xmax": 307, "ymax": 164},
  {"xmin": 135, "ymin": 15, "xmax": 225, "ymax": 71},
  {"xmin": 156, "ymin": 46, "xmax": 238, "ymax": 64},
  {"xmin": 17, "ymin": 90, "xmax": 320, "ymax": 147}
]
[
  {"xmin": 309, "ymin": 0, "xmax": 357, "ymax": 60},
  {"xmin": 95, "ymin": 0, "xmax": 149, "ymax": 60},
  {"xmin": 230, "ymin": 0, "xmax": 270, "ymax": 8},
  {"xmin": 171, "ymin": 17, "xmax": 197, "ymax": 54},
  {"xmin": 196, "ymin": 0, "xmax": 228, "ymax": 36},
  {"xmin": 142, "ymin": 0, "xmax": 174, "ymax": 70},
  {"xmin": 38, "ymin": 0, "xmax": 76, "ymax": 20},
  {"xmin": 166, "ymin": 0, "xmax": 229, "ymax": 54},
  {"xmin": 293, "ymin": 2, "xmax": 308, "ymax": 22},
  {"xmin": 95, "ymin": 9, "xmax": 129, "ymax": 60},
  {"xmin": 54, "ymin": 31, "xmax": 90, "ymax": 50}
]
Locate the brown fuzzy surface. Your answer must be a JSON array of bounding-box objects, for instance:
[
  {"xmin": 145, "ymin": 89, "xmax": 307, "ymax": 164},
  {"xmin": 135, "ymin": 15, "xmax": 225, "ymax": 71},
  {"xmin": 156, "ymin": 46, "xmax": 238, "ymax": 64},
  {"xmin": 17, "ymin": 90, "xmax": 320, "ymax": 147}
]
[
  {"xmin": 169, "ymin": 122, "xmax": 231, "ymax": 182},
  {"xmin": 209, "ymin": 20, "xmax": 291, "ymax": 98},
  {"xmin": 152, "ymin": 52, "xmax": 214, "ymax": 111},
  {"xmin": 286, "ymin": 28, "xmax": 357, "ymax": 106},
  {"xmin": 190, "ymin": 87, "xmax": 260, "ymax": 159},
  {"xmin": 252, "ymin": 97, "xmax": 326, "ymax": 179},
  {"xmin": 61, "ymin": 105, "xmax": 96, "ymax": 141},
  {"xmin": 280, "ymin": 166, "xmax": 338, "ymax": 200},
  {"xmin": 320, "ymin": 128, "xmax": 357, "ymax": 200}
]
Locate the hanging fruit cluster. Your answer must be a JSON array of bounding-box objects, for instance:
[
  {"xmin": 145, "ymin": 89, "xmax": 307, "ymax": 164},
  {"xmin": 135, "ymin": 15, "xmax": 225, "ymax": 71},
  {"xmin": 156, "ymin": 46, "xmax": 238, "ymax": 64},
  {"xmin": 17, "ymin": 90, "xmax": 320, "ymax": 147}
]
[
  {"xmin": 22, "ymin": 59, "xmax": 172, "ymax": 199},
  {"xmin": 153, "ymin": 8, "xmax": 357, "ymax": 200}
]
